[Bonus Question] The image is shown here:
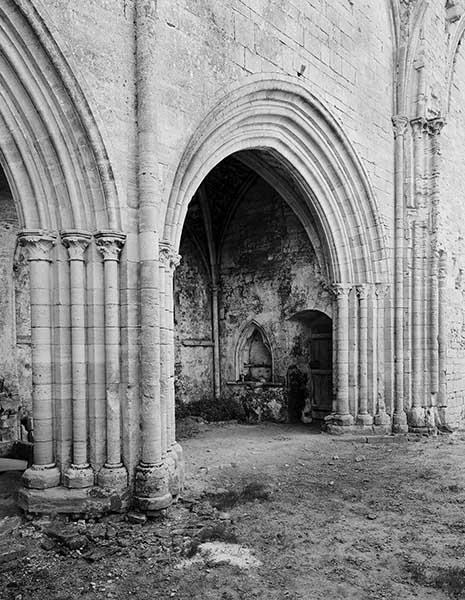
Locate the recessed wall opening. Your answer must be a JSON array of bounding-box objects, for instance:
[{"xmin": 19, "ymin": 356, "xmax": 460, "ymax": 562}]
[
  {"xmin": 0, "ymin": 166, "xmax": 31, "ymax": 451},
  {"xmin": 288, "ymin": 310, "xmax": 333, "ymax": 423},
  {"xmin": 237, "ymin": 322, "xmax": 273, "ymax": 383},
  {"xmin": 174, "ymin": 150, "xmax": 333, "ymax": 425}
]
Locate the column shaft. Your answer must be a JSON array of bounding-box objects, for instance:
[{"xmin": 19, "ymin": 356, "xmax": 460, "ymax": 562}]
[
  {"xmin": 411, "ymin": 222, "xmax": 423, "ymax": 408},
  {"xmin": 438, "ymin": 251, "xmax": 448, "ymax": 411},
  {"xmin": 166, "ymin": 258, "xmax": 177, "ymax": 447},
  {"xmin": 356, "ymin": 285, "xmax": 372, "ymax": 426},
  {"xmin": 392, "ymin": 116, "xmax": 409, "ymax": 432},
  {"xmin": 212, "ymin": 285, "xmax": 221, "ymax": 399},
  {"xmin": 18, "ymin": 231, "xmax": 60, "ymax": 489},
  {"xmin": 374, "ymin": 284, "xmax": 390, "ymax": 427},
  {"xmin": 62, "ymin": 231, "xmax": 94, "ymax": 488},
  {"xmin": 159, "ymin": 249, "xmax": 168, "ymax": 456},
  {"xmin": 430, "ymin": 249, "xmax": 439, "ymax": 400},
  {"xmin": 96, "ymin": 232, "xmax": 128, "ymax": 490},
  {"xmin": 332, "ymin": 283, "xmax": 353, "ymax": 426}
]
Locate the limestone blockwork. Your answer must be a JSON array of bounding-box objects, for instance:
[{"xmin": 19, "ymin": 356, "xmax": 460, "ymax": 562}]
[{"xmin": 0, "ymin": 0, "xmax": 465, "ymax": 514}]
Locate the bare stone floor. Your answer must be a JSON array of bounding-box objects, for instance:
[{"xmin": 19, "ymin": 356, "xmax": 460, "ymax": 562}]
[{"xmin": 2, "ymin": 423, "xmax": 465, "ymax": 599}]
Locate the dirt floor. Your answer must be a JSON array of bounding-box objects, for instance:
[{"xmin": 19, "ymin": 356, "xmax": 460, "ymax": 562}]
[{"xmin": 3, "ymin": 421, "xmax": 465, "ymax": 599}]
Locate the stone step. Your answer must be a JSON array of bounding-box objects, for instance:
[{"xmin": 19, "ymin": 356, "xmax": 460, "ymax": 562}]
[{"xmin": 0, "ymin": 458, "xmax": 27, "ymax": 472}]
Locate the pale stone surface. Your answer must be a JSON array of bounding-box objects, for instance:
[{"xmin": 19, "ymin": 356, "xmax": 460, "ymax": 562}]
[{"xmin": 0, "ymin": 0, "xmax": 465, "ymax": 515}]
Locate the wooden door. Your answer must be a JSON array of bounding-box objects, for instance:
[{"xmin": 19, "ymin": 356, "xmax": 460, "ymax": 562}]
[{"xmin": 310, "ymin": 333, "xmax": 332, "ymax": 420}]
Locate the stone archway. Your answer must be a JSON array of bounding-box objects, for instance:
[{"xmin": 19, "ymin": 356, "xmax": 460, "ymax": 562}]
[
  {"xmin": 159, "ymin": 75, "xmax": 391, "ymax": 455},
  {"xmin": 0, "ymin": 0, "xmax": 128, "ymax": 513}
]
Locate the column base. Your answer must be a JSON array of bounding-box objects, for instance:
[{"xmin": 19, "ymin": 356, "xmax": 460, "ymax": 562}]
[
  {"xmin": 436, "ymin": 406, "xmax": 454, "ymax": 431},
  {"xmin": 373, "ymin": 411, "xmax": 391, "ymax": 434},
  {"xmin": 97, "ymin": 463, "xmax": 128, "ymax": 490},
  {"xmin": 325, "ymin": 413, "xmax": 355, "ymax": 434},
  {"xmin": 63, "ymin": 464, "xmax": 95, "ymax": 489},
  {"xmin": 22, "ymin": 464, "xmax": 60, "ymax": 490},
  {"xmin": 172, "ymin": 441, "xmax": 185, "ymax": 490},
  {"xmin": 135, "ymin": 461, "xmax": 172, "ymax": 512},
  {"xmin": 18, "ymin": 484, "xmax": 130, "ymax": 516},
  {"xmin": 374, "ymin": 411, "xmax": 391, "ymax": 426},
  {"xmin": 356, "ymin": 413, "xmax": 374, "ymax": 427},
  {"xmin": 408, "ymin": 406, "xmax": 426, "ymax": 428},
  {"xmin": 392, "ymin": 411, "xmax": 409, "ymax": 433},
  {"xmin": 165, "ymin": 449, "xmax": 181, "ymax": 499}
]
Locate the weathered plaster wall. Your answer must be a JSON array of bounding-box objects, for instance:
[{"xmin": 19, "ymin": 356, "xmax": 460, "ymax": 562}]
[
  {"xmin": 0, "ymin": 181, "xmax": 20, "ymax": 398},
  {"xmin": 219, "ymin": 179, "xmax": 332, "ymax": 389},
  {"xmin": 0, "ymin": 172, "xmax": 31, "ymax": 444},
  {"xmin": 174, "ymin": 235, "xmax": 214, "ymax": 404},
  {"xmin": 174, "ymin": 176, "xmax": 332, "ymax": 413},
  {"xmin": 439, "ymin": 39, "xmax": 465, "ymax": 426}
]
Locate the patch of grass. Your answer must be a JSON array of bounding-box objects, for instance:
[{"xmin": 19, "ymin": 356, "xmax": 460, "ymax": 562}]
[{"xmin": 206, "ymin": 481, "xmax": 271, "ymax": 511}]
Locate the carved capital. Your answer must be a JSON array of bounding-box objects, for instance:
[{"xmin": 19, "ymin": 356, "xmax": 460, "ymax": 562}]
[
  {"xmin": 410, "ymin": 117, "xmax": 428, "ymax": 136},
  {"xmin": 17, "ymin": 230, "xmax": 56, "ymax": 261},
  {"xmin": 332, "ymin": 283, "xmax": 351, "ymax": 299},
  {"xmin": 159, "ymin": 241, "xmax": 181, "ymax": 271},
  {"xmin": 392, "ymin": 115, "xmax": 409, "ymax": 139},
  {"xmin": 355, "ymin": 284, "xmax": 369, "ymax": 300},
  {"xmin": 374, "ymin": 283, "xmax": 389, "ymax": 299},
  {"xmin": 61, "ymin": 230, "xmax": 92, "ymax": 261},
  {"xmin": 159, "ymin": 242, "xmax": 171, "ymax": 269},
  {"xmin": 427, "ymin": 117, "xmax": 445, "ymax": 137},
  {"xmin": 95, "ymin": 231, "xmax": 126, "ymax": 261}
]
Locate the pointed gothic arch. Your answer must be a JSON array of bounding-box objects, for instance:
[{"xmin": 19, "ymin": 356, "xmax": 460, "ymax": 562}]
[
  {"xmin": 163, "ymin": 74, "xmax": 388, "ymax": 285},
  {"xmin": 0, "ymin": 0, "xmax": 120, "ymax": 230}
]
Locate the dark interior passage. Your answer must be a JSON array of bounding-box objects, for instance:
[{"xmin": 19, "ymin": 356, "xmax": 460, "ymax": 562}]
[{"xmin": 174, "ymin": 152, "xmax": 333, "ymax": 423}]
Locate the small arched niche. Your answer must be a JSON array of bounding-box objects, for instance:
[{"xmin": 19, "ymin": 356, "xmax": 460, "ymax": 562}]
[{"xmin": 236, "ymin": 321, "xmax": 273, "ymax": 383}]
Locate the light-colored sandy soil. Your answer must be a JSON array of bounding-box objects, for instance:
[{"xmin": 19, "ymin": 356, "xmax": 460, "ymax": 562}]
[{"xmin": 3, "ymin": 422, "xmax": 465, "ymax": 599}]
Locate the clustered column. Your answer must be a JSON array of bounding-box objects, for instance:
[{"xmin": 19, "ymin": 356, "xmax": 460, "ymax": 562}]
[
  {"xmin": 18, "ymin": 231, "xmax": 60, "ymax": 489},
  {"xmin": 356, "ymin": 284, "xmax": 373, "ymax": 427},
  {"xmin": 61, "ymin": 231, "xmax": 94, "ymax": 488},
  {"xmin": 392, "ymin": 115, "xmax": 409, "ymax": 433},
  {"xmin": 332, "ymin": 283, "xmax": 354, "ymax": 426},
  {"xmin": 134, "ymin": 230, "xmax": 172, "ymax": 511},
  {"xmin": 160, "ymin": 242, "xmax": 183, "ymax": 496},
  {"xmin": 374, "ymin": 284, "xmax": 390, "ymax": 427},
  {"xmin": 95, "ymin": 231, "xmax": 128, "ymax": 490}
]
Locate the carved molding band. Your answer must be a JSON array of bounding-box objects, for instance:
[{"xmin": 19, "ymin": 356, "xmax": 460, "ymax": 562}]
[
  {"xmin": 95, "ymin": 231, "xmax": 126, "ymax": 261},
  {"xmin": 392, "ymin": 115, "xmax": 409, "ymax": 139},
  {"xmin": 17, "ymin": 230, "xmax": 56, "ymax": 261},
  {"xmin": 61, "ymin": 230, "xmax": 92, "ymax": 261}
]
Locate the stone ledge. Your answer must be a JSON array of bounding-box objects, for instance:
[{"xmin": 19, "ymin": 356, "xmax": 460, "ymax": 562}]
[{"xmin": 18, "ymin": 485, "xmax": 131, "ymax": 517}]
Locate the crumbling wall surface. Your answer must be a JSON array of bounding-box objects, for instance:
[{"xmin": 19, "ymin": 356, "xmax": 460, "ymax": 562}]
[
  {"xmin": 0, "ymin": 185, "xmax": 19, "ymax": 398},
  {"xmin": 440, "ymin": 38, "xmax": 465, "ymax": 427},
  {"xmin": 219, "ymin": 179, "xmax": 332, "ymax": 387},
  {"xmin": 0, "ymin": 179, "xmax": 28, "ymax": 445},
  {"xmin": 174, "ymin": 234, "xmax": 214, "ymax": 404},
  {"xmin": 154, "ymin": 0, "xmax": 395, "ymax": 260}
]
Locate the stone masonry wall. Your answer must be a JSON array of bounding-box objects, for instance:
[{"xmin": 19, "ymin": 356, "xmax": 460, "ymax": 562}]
[
  {"xmin": 174, "ymin": 234, "xmax": 214, "ymax": 404},
  {"xmin": 32, "ymin": 0, "xmax": 138, "ymax": 223},
  {"xmin": 0, "ymin": 180, "xmax": 20, "ymax": 398},
  {"xmin": 219, "ymin": 179, "xmax": 332, "ymax": 388},
  {"xmin": 174, "ymin": 177, "xmax": 332, "ymax": 414},
  {"xmin": 153, "ymin": 0, "xmax": 395, "ymax": 265}
]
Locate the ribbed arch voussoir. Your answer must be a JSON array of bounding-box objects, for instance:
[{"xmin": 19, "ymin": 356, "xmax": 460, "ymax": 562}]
[
  {"xmin": 164, "ymin": 74, "xmax": 388, "ymax": 285},
  {"xmin": 0, "ymin": 0, "xmax": 119, "ymax": 231}
]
